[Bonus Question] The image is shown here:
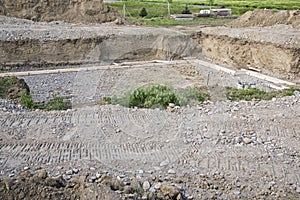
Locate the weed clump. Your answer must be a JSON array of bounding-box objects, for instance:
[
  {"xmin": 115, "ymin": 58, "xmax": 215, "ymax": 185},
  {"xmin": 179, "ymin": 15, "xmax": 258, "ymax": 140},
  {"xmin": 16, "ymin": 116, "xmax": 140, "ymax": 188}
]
[
  {"xmin": 104, "ymin": 84, "xmax": 210, "ymax": 109},
  {"xmin": 226, "ymin": 86, "xmax": 300, "ymax": 101},
  {"xmin": 20, "ymin": 93, "xmax": 71, "ymax": 111}
]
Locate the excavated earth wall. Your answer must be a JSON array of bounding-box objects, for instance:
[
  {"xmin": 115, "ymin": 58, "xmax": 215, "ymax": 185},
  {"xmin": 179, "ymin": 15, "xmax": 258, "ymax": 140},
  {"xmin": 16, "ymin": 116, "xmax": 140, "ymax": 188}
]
[
  {"xmin": 0, "ymin": 17, "xmax": 202, "ymax": 69},
  {"xmin": 0, "ymin": 0, "xmax": 119, "ymax": 23},
  {"xmin": 191, "ymin": 10, "xmax": 300, "ymax": 76},
  {"xmin": 193, "ymin": 32, "xmax": 300, "ymax": 74}
]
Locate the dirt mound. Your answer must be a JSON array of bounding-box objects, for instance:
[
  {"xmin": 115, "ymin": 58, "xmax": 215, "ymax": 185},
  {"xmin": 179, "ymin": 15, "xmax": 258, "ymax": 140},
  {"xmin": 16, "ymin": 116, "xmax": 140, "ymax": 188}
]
[
  {"xmin": 0, "ymin": 0, "xmax": 120, "ymax": 24},
  {"xmin": 227, "ymin": 9, "xmax": 300, "ymax": 28},
  {"xmin": 0, "ymin": 76, "xmax": 30, "ymax": 103}
]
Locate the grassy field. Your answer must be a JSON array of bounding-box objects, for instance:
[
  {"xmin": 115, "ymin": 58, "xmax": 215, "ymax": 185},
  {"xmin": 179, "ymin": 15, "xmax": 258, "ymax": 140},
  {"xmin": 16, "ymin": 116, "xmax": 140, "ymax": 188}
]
[{"xmin": 107, "ymin": 0, "xmax": 299, "ymax": 26}]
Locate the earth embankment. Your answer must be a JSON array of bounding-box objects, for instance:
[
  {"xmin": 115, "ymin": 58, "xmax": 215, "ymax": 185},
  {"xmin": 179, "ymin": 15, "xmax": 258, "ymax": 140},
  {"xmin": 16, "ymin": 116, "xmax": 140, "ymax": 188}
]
[
  {"xmin": 192, "ymin": 10, "xmax": 300, "ymax": 78},
  {"xmin": 0, "ymin": 0, "xmax": 120, "ymax": 24}
]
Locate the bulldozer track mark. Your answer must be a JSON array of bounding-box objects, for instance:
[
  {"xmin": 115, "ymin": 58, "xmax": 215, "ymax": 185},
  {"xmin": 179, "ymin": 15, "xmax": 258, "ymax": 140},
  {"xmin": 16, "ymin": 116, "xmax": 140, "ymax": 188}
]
[{"xmin": 0, "ymin": 141, "xmax": 183, "ymax": 167}]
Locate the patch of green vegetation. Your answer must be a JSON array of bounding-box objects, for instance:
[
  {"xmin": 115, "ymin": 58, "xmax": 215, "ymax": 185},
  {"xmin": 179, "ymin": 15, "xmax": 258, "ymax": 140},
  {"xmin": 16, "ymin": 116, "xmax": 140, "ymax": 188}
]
[
  {"xmin": 107, "ymin": 0, "xmax": 300, "ymax": 25},
  {"xmin": 226, "ymin": 86, "xmax": 300, "ymax": 101},
  {"xmin": 20, "ymin": 93, "xmax": 72, "ymax": 111},
  {"xmin": 128, "ymin": 17, "xmax": 232, "ymax": 27},
  {"xmin": 104, "ymin": 84, "xmax": 209, "ymax": 109}
]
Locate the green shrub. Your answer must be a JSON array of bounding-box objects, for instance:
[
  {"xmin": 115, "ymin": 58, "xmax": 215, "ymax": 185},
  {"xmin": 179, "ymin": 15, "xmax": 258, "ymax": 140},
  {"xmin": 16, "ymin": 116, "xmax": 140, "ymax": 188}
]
[
  {"xmin": 129, "ymin": 85, "xmax": 179, "ymax": 109},
  {"xmin": 105, "ymin": 84, "xmax": 210, "ymax": 109},
  {"xmin": 44, "ymin": 96, "xmax": 71, "ymax": 111},
  {"xmin": 20, "ymin": 93, "xmax": 71, "ymax": 111},
  {"xmin": 20, "ymin": 93, "xmax": 36, "ymax": 109},
  {"xmin": 139, "ymin": 7, "xmax": 148, "ymax": 17}
]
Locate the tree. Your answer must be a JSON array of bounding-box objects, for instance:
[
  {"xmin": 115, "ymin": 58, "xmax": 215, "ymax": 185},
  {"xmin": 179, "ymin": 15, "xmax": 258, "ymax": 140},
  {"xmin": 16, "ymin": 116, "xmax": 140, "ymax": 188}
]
[
  {"xmin": 139, "ymin": 7, "xmax": 148, "ymax": 18},
  {"xmin": 208, "ymin": 0, "xmax": 214, "ymax": 10},
  {"xmin": 181, "ymin": 4, "xmax": 191, "ymax": 14}
]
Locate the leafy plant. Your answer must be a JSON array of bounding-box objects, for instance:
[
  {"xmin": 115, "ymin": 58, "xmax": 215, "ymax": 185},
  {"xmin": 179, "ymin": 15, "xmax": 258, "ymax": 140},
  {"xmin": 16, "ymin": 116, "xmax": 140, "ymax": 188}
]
[
  {"xmin": 20, "ymin": 93, "xmax": 71, "ymax": 111},
  {"xmin": 20, "ymin": 93, "xmax": 36, "ymax": 109},
  {"xmin": 105, "ymin": 85, "xmax": 209, "ymax": 109},
  {"xmin": 44, "ymin": 95, "xmax": 71, "ymax": 111},
  {"xmin": 129, "ymin": 84, "xmax": 179, "ymax": 109}
]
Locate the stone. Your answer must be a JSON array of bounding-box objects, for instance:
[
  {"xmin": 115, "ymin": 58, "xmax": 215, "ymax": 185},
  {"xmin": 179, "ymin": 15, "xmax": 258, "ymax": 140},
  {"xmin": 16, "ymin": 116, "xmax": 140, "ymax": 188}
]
[
  {"xmin": 296, "ymin": 186, "xmax": 300, "ymax": 193},
  {"xmin": 233, "ymin": 190, "xmax": 241, "ymax": 195},
  {"xmin": 96, "ymin": 172, "xmax": 102, "ymax": 179},
  {"xmin": 23, "ymin": 166, "xmax": 30, "ymax": 171},
  {"xmin": 154, "ymin": 183, "xmax": 162, "ymax": 190},
  {"xmin": 160, "ymin": 160, "xmax": 169, "ymax": 167},
  {"xmin": 99, "ymin": 175, "xmax": 124, "ymax": 191},
  {"xmin": 243, "ymin": 137, "xmax": 252, "ymax": 144},
  {"xmin": 66, "ymin": 170, "xmax": 73, "ymax": 175},
  {"xmin": 149, "ymin": 187, "xmax": 156, "ymax": 193},
  {"xmin": 169, "ymin": 103, "xmax": 175, "ymax": 108},
  {"xmin": 72, "ymin": 168, "xmax": 79, "ymax": 174},
  {"xmin": 38, "ymin": 170, "xmax": 47, "ymax": 179},
  {"xmin": 143, "ymin": 181, "xmax": 151, "ymax": 191},
  {"xmin": 160, "ymin": 185, "xmax": 180, "ymax": 199},
  {"xmin": 168, "ymin": 169, "xmax": 176, "ymax": 174}
]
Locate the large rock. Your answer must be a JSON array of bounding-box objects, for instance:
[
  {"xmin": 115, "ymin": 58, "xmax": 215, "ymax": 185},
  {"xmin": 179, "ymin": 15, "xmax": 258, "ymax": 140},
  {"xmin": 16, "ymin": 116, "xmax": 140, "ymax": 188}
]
[{"xmin": 0, "ymin": 0, "xmax": 120, "ymax": 24}]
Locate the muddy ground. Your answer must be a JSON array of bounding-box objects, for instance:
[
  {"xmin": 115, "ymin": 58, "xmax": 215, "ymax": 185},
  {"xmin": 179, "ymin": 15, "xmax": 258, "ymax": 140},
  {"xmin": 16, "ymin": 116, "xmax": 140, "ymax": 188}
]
[{"xmin": 0, "ymin": 9, "xmax": 300, "ymax": 200}]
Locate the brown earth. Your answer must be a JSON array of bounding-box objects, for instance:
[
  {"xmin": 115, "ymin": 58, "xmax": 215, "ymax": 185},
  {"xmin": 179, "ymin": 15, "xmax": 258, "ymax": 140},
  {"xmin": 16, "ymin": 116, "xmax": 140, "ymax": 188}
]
[
  {"xmin": 190, "ymin": 10, "xmax": 300, "ymax": 79},
  {"xmin": 227, "ymin": 9, "xmax": 300, "ymax": 28},
  {"xmin": 0, "ymin": 0, "xmax": 120, "ymax": 24}
]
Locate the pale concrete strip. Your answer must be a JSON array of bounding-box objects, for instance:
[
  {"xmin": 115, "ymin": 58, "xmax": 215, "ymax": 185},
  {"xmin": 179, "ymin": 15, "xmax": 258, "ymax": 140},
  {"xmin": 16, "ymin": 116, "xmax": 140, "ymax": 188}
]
[
  {"xmin": 0, "ymin": 60, "xmax": 180, "ymax": 77},
  {"xmin": 186, "ymin": 58, "xmax": 296, "ymax": 89},
  {"xmin": 241, "ymin": 69, "xmax": 296, "ymax": 86},
  {"xmin": 197, "ymin": 59, "xmax": 236, "ymax": 75}
]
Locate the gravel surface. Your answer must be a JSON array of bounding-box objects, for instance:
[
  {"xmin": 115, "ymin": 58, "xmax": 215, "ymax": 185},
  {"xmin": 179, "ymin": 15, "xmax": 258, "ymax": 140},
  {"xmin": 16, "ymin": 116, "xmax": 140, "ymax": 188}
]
[
  {"xmin": 1, "ymin": 60, "xmax": 300, "ymax": 199},
  {"xmin": 0, "ymin": 16, "xmax": 181, "ymax": 42}
]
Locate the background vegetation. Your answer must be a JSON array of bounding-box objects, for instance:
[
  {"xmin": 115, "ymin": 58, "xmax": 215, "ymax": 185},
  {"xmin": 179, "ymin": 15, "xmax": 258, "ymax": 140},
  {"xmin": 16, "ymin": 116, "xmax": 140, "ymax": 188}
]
[{"xmin": 107, "ymin": 0, "xmax": 300, "ymax": 26}]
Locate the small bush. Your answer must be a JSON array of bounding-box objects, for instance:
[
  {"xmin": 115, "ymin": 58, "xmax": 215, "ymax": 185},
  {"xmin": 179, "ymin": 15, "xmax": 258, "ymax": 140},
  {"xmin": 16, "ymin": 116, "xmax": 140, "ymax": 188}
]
[
  {"xmin": 105, "ymin": 85, "xmax": 210, "ymax": 109},
  {"xmin": 139, "ymin": 7, "xmax": 148, "ymax": 17},
  {"xmin": 20, "ymin": 93, "xmax": 36, "ymax": 109},
  {"xmin": 20, "ymin": 93, "xmax": 71, "ymax": 111},
  {"xmin": 44, "ymin": 96, "xmax": 71, "ymax": 111},
  {"xmin": 129, "ymin": 85, "xmax": 179, "ymax": 109}
]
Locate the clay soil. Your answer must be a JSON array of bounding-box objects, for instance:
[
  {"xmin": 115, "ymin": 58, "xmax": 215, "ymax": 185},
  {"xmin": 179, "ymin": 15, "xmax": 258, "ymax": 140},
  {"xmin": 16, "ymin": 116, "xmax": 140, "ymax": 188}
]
[{"xmin": 0, "ymin": 9, "xmax": 300, "ymax": 200}]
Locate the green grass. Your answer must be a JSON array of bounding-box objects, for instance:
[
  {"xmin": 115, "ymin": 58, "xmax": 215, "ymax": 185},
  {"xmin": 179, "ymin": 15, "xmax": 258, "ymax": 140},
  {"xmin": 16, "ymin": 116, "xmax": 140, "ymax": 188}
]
[
  {"xmin": 20, "ymin": 93, "xmax": 72, "ymax": 111},
  {"xmin": 226, "ymin": 86, "xmax": 300, "ymax": 101},
  {"xmin": 107, "ymin": 0, "xmax": 299, "ymax": 26},
  {"xmin": 103, "ymin": 84, "xmax": 209, "ymax": 109}
]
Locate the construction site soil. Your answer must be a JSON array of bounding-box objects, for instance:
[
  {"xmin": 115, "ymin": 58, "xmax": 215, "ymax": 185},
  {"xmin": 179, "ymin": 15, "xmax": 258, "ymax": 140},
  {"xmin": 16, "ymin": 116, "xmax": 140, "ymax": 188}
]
[{"xmin": 0, "ymin": 8, "xmax": 300, "ymax": 200}]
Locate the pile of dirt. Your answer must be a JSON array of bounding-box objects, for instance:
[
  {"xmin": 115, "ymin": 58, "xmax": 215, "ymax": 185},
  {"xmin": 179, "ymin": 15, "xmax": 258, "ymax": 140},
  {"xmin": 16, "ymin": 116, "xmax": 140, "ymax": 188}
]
[
  {"xmin": 0, "ymin": 76, "xmax": 30, "ymax": 103},
  {"xmin": 227, "ymin": 9, "xmax": 300, "ymax": 28},
  {"xmin": 0, "ymin": 0, "xmax": 120, "ymax": 24}
]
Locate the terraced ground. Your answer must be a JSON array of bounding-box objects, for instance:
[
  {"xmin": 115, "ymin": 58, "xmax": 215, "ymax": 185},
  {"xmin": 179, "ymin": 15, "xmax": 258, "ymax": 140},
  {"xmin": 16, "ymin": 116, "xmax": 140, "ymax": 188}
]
[{"xmin": 0, "ymin": 59, "xmax": 299, "ymax": 199}]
